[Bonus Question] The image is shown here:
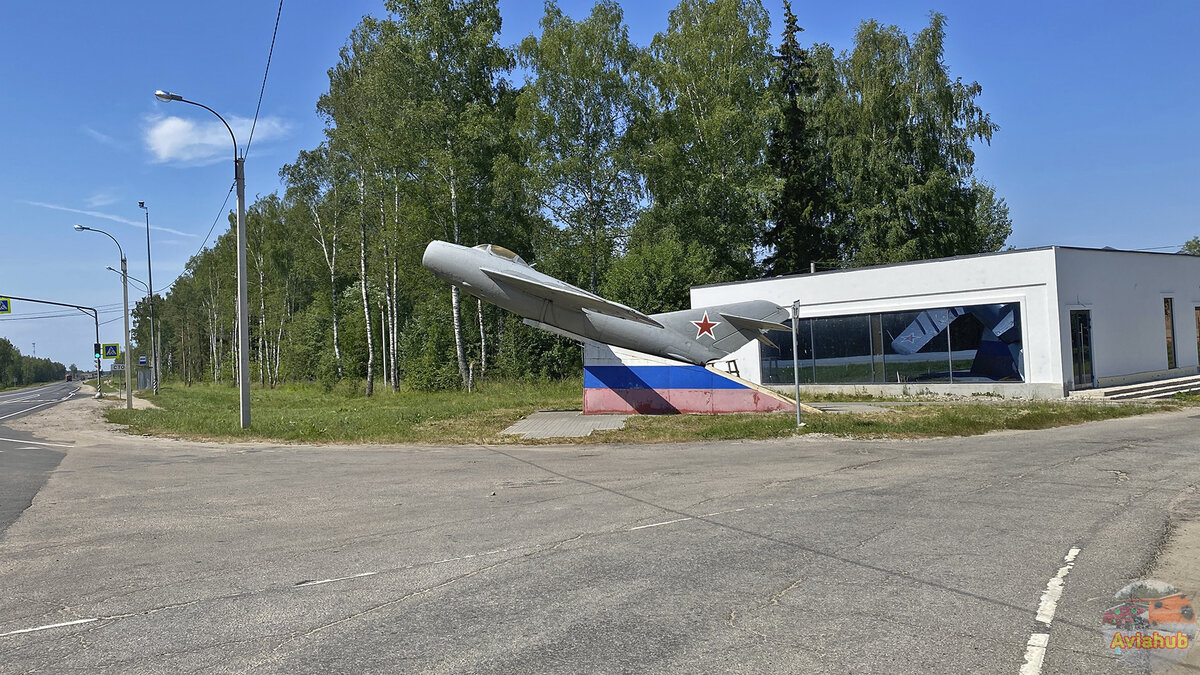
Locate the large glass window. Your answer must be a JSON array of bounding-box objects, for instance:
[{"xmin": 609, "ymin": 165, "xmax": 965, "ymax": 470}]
[
  {"xmin": 760, "ymin": 302, "xmax": 1024, "ymax": 385},
  {"xmin": 1165, "ymin": 298, "xmax": 1176, "ymax": 369}
]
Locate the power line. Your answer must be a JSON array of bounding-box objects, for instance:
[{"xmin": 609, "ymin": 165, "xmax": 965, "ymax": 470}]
[
  {"xmin": 158, "ymin": 183, "xmax": 236, "ymax": 293},
  {"xmin": 245, "ymin": 0, "xmax": 284, "ymax": 159}
]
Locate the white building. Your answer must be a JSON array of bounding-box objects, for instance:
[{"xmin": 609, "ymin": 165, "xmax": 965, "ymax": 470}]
[{"xmin": 690, "ymin": 247, "xmax": 1200, "ymax": 398}]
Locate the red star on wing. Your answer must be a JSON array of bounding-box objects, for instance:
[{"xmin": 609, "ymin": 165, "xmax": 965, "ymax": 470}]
[{"xmin": 692, "ymin": 311, "xmax": 720, "ymax": 339}]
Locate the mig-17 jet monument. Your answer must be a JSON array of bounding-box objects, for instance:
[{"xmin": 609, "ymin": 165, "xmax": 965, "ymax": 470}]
[{"xmin": 422, "ymin": 240, "xmax": 797, "ymax": 414}]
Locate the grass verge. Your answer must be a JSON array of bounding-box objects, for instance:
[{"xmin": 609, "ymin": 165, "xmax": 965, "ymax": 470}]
[{"xmin": 103, "ymin": 380, "xmax": 1187, "ymax": 444}]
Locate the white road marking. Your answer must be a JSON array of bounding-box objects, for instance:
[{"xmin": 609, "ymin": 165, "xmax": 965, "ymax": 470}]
[
  {"xmin": 0, "ymin": 437, "xmax": 72, "ymax": 448},
  {"xmin": 295, "ymin": 572, "xmax": 377, "ymax": 588},
  {"xmin": 0, "ymin": 618, "xmax": 98, "ymax": 637},
  {"xmin": 630, "ymin": 517, "xmax": 693, "ymax": 531},
  {"xmin": 1019, "ymin": 633, "xmax": 1049, "ymax": 675},
  {"xmin": 0, "ymin": 392, "xmax": 75, "ymax": 421},
  {"xmin": 1019, "ymin": 546, "xmax": 1081, "ymax": 675},
  {"xmin": 1036, "ymin": 547, "xmax": 1080, "ymax": 625},
  {"xmin": 629, "ymin": 504, "xmax": 769, "ymax": 531}
]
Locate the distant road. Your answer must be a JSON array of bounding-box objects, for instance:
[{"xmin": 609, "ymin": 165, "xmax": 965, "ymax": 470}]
[{"xmin": 0, "ymin": 382, "xmax": 78, "ymax": 534}]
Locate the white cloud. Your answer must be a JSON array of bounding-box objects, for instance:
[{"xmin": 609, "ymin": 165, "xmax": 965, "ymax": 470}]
[
  {"xmin": 144, "ymin": 113, "xmax": 292, "ymax": 165},
  {"xmin": 24, "ymin": 201, "xmax": 197, "ymax": 238},
  {"xmin": 82, "ymin": 126, "xmax": 123, "ymax": 148},
  {"xmin": 86, "ymin": 192, "xmax": 120, "ymax": 208}
]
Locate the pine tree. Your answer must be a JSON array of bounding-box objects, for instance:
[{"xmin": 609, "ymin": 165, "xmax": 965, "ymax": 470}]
[{"xmin": 763, "ymin": 1, "xmax": 835, "ymax": 275}]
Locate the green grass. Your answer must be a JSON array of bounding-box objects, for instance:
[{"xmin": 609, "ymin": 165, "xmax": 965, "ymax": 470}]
[
  {"xmin": 105, "ymin": 379, "xmax": 582, "ymax": 444},
  {"xmin": 583, "ymin": 400, "xmax": 1178, "ymax": 443},
  {"xmin": 103, "ymin": 379, "xmax": 1184, "ymax": 444}
]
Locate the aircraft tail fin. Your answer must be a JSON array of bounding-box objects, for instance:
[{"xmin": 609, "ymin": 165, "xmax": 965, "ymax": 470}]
[{"xmin": 650, "ymin": 300, "xmax": 791, "ymax": 359}]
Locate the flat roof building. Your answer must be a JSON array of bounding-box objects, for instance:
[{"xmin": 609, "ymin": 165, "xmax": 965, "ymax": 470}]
[{"xmin": 689, "ymin": 247, "xmax": 1200, "ymax": 398}]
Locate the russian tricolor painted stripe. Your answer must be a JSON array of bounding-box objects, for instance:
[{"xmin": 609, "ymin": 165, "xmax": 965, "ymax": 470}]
[{"xmin": 583, "ymin": 365, "xmax": 794, "ymax": 415}]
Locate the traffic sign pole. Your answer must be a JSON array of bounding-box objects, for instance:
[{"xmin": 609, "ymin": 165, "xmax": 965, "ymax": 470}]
[{"xmin": 0, "ymin": 294, "xmax": 100, "ymax": 397}]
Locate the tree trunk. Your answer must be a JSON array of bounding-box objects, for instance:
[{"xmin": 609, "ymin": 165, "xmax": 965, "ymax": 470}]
[
  {"xmin": 448, "ymin": 163, "xmax": 468, "ymax": 386},
  {"xmin": 358, "ymin": 175, "xmax": 374, "ymax": 397},
  {"xmin": 477, "ymin": 299, "xmax": 487, "ymax": 376}
]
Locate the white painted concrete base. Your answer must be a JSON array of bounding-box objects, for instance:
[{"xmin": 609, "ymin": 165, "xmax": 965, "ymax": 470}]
[{"xmin": 766, "ymin": 382, "xmax": 1066, "ymax": 399}]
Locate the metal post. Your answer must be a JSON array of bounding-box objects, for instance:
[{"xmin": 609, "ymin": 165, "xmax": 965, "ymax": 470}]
[
  {"xmin": 791, "ymin": 299, "xmax": 803, "ymax": 428},
  {"xmin": 155, "ymin": 90, "xmax": 250, "ymax": 428},
  {"xmin": 235, "ymin": 157, "xmax": 250, "ymax": 428},
  {"xmin": 93, "ymin": 310, "xmax": 101, "ymax": 398},
  {"xmin": 141, "ymin": 202, "xmax": 158, "ymax": 394},
  {"xmin": 120, "ymin": 257, "xmax": 132, "ymax": 409}
]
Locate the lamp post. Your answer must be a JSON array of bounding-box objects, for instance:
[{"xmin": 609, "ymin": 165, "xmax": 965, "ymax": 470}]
[
  {"xmin": 155, "ymin": 89, "xmax": 250, "ymax": 428},
  {"xmin": 791, "ymin": 299, "xmax": 803, "ymax": 428},
  {"xmin": 107, "ymin": 268, "xmax": 153, "ymax": 392},
  {"xmin": 138, "ymin": 201, "xmax": 159, "ymax": 395},
  {"xmin": 75, "ymin": 224, "xmax": 132, "ymax": 410}
]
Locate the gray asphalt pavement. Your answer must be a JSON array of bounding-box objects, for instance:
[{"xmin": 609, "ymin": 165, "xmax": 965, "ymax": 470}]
[
  {"xmin": 1, "ymin": 402, "xmax": 1199, "ymax": 673},
  {"xmin": 0, "ymin": 383, "xmax": 76, "ymax": 533}
]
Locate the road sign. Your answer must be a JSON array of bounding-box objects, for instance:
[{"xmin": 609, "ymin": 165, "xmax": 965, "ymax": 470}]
[
  {"xmin": 138, "ymin": 354, "xmax": 148, "ymax": 366},
  {"xmin": 102, "ymin": 343, "xmax": 120, "ymax": 359},
  {"xmin": 0, "ymin": 298, "xmax": 10, "ymax": 314}
]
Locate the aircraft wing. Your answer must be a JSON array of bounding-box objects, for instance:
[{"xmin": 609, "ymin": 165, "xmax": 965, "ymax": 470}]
[
  {"xmin": 719, "ymin": 313, "xmax": 789, "ymax": 333},
  {"xmin": 482, "ymin": 268, "xmax": 664, "ymax": 328},
  {"xmin": 717, "ymin": 312, "xmax": 790, "ymax": 349}
]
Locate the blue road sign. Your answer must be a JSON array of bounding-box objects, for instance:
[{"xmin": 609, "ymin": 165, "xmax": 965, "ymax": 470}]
[
  {"xmin": 103, "ymin": 343, "xmax": 120, "ymax": 359},
  {"xmin": 139, "ymin": 355, "xmax": 148, "ymax": 366},
  {"xmin": 0, "ymin": 298, "xmax": 10, "ymax": 314}
]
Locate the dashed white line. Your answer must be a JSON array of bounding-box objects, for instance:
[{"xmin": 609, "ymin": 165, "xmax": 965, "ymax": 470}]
[
  {"xmin": 0, "ymin": 437, "xmax": 72, "ymax": 448},
  {"xmin": 1036, "ymin": 547, "xmax": 1080, "ymax": 624},
  {"xmin": 0, "ymin": 618, "xmax": 98, "ymax": 638},
  {"xmin": 630, "ymin": 517, "xmax": 693, "ymax": 531},
  {"xmin": 1019, "ymin": 546, "xmax": 1081, "ymax": 675},
  {"xmin": 1020, "ymin": 633, "xmax": 1049, "ymax": 675},
  {"xmin": 0, "ymin": 395, "xmax": 72, "ymax": 421},
  {"xmin": 628, "ymin": 504, "xmax": 769, "ymax": 531},
  {"xmin": 294, "ymin": 572, "xmax": 377, "ymax": 588}
]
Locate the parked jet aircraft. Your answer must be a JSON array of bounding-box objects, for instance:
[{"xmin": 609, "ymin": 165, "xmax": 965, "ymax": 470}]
[{"xmin": 422, "ymin": 240, "xmax": 789, "ymax": 366}]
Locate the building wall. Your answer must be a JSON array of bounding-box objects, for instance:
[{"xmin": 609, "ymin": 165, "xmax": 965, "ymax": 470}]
[
  {"xmin": 691, "ymin": 248, "xmax": 1062, "ymax": 392},
  {"xmin": 1054, "ymin": 248, "xmax": 1200, "ymax": 388}
]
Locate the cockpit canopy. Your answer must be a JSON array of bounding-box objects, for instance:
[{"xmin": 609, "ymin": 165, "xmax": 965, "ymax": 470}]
[{"xmin": 473, "ymin": 243, "xmax": 529, "ymax": 267}]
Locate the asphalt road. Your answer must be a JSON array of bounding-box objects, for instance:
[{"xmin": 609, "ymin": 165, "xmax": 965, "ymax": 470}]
[
  {"xmin": 1, "ymin": 402, "xmax": 1199, "ymax": 673},
  {"xmin": 0, "ymin": 383, "xmax": 77, "ymax": 534}
]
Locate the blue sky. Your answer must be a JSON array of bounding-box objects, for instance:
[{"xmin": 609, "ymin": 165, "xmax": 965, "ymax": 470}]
[{"xmin": 2, "ymin": 1, "xmax": 1197, "ymax": 368}]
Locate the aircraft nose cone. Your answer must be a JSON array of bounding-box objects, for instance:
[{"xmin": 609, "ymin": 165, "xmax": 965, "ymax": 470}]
[{"xmin": 422, "ymin": 240, "xmax": 455, "ymax": 279}]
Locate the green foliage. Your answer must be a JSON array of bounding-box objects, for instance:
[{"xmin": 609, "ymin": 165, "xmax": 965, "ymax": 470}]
[
  {"xmin": 635, "ymin": 0, "xmax": 779, "ymax": 281},
  {"xmin": 763, "ymin": 0, "xmax": 836, "ymax": 275},
  {"xmin": 516, "ymin": 1, "xmax": 643, "ymax": 293},
  {"xmin": 0, "ymin": 337, "xmax": 66, "ymax": 388},
  {"xmin": 601, "ymin": 226, "xmax": 716, "ymax": 313},
  {"xmin": 1181, "ymin": 237, "xmax": 1200, "ymax": 256},
  {"xmin": 819, "ymin": 13, "xmax": 1005, "ymax": 266},
  {"xmin": 135, "ymin": 2, "xmax": 1012, "ymax": 398}
]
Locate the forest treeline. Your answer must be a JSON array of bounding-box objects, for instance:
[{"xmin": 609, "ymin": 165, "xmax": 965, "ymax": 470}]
[
  {"xmin": 0, "ymin": 338, "xmax": 66, "ymax": 388},
  {"xmin": 132, "ymin": 0, "xmax": 1011, "ymax": 393}
]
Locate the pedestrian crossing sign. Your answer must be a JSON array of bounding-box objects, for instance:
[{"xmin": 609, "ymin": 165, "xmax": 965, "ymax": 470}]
[
  {"xmin": 103, "ymin": 343, "xmax": 120, "ymax": 359},
  {"xmin": 0, "ymin": 298, "xmax": 9, "ymax": 314}
]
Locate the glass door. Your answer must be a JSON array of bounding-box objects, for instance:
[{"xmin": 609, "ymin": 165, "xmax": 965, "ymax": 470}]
[{"xmin": 1070, "ymin": 310, "xmax": 1094, "ymax": 389}]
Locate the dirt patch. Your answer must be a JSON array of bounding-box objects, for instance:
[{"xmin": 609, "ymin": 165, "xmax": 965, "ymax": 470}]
[
  {"xmin": 4, "ymin": 385, "xmax": 153, "ymax": 446},
  {"xmin": 1148, "ymin": 485, "xmax": 1200, "ymax": 672}
]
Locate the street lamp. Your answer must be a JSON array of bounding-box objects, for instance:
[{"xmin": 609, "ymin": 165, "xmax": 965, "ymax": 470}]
[
  {"xmin": 74, "ymin": 224, "xmax": 133, "ymax": 410},
  {"xmin": 155, "ymin": 89, "xmax": 250, "ymax": 428},
  {"xmin": 138, "ymin": 201, "xmax": 159, "ymax": 395},
  {"xmin": 106, "ymin": 268, "xmax": 154, "ymax": 390}
]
